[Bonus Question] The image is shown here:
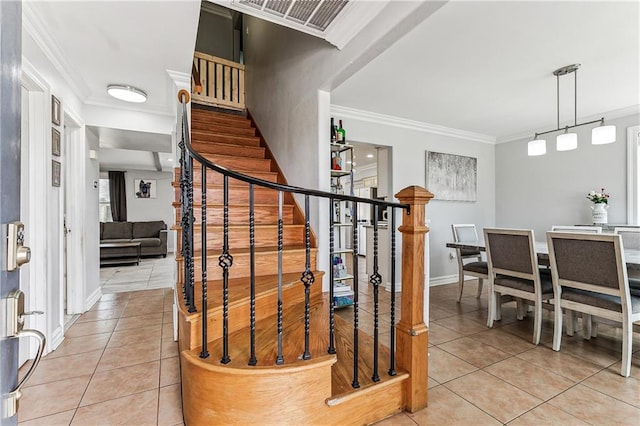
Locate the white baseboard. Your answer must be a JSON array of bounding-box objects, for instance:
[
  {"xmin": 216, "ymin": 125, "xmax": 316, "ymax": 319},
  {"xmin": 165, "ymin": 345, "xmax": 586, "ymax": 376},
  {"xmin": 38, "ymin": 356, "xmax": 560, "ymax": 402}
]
[
  {"xmin": 48, "ymin": 325, "xmax": 65, "ymax": 354},
  {"xmin": 429, "ymin": 274, "xmax": 458, "ymax": 287},
  {"xmin": 85, "ymin": 287, "xmax": 103, "ymax": 311}
]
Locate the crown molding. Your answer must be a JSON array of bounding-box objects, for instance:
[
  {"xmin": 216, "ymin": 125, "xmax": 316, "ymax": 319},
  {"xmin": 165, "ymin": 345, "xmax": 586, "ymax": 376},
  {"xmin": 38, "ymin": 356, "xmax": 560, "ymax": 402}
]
[
  {"xmin": 201, "ymin": 1, "xmax": 233, "ymax": 19},
  {"xmin": 167, "ymin": 69, "xmax": 190, "ymax": 90},
  {"xmin": 22, "ymin": 2, "xmax": 90, "ymax": 101},
  {"xmin": 331, "ymin": 105, "xmax": 496, "ymax": 144},
  {"xmin": 497, "ymin": 104, "xmax": 640, "ymax": 144},
  {"xmin": 324, "ymin": 1, "xmax": 387, "ymax": 50},
  {"xmin": 84, "ymin": 97, "xmax": 174, "ymax": 117}
]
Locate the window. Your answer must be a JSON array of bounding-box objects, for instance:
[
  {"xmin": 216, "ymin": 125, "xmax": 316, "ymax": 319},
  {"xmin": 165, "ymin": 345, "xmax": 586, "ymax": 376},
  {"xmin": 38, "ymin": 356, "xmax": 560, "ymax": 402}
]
[{"xmin": 99, "ymin": 178, "xmax": 112, "ymax": 222}]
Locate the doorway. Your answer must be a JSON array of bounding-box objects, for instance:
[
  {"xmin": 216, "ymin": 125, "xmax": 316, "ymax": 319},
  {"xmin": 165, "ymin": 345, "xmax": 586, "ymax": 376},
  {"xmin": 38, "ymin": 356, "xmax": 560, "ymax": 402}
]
[{"xmin": 627, "ymin": 125, "xmax": 640, "ymax": 224}]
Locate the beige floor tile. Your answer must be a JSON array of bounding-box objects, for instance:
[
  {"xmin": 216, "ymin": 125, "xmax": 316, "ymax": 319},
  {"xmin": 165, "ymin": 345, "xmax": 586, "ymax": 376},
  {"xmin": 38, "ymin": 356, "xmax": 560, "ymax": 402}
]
[
  {"xmin": 373, "ymin": 411, "xmax": 418, "ymax": 425},
  {"xmin": 19, "ymin": 375, "xmax": 91, "ymax": 422},
  {"xmin": 609, "ymin": 358, "xmax": 640, "ymax": 379},
  {"xmin": 97, "ymin": 339, "xmax": 162, "ymax": 372},
  {"xmin": 158, "ymin": 384, "xmax": 183, "ymax": 426},
  {"xmin": 121, "ymin": 303, "xmax": 165, "ymax": 318},
  {"xmin": 71, "ymin": 389, "xmax": 159, "ymax": 426},
  {"xmin": 160, "ymin": 356, "xmax": 180, "ymax": 387},
  {"xmin": 80, "ymin": 360, "xmax": 160, "ymax": 406},
  {"xmin": 446, "ymin": 370, "xmax": 543, "ymax": 423},
  {"xmin": 115, "ymin": 312, "xmax": 164, "ymax": 331},
  {"xmin": 484, "ymin": 356, "xmax": 575, "ymax": 401},
  {"xmin": 407, "ymin": 386, "xmax": 501, "ymax": 425},
  {"xmin": 438, "ymin": 337, "xmax": 511, "ymax": 368},
  {"xmin": 107, "ymin": 324, "xmax": 163, "ymax": 349},
  {"xmin": 428, "ymin": 306, "xmax": 458, "ymax": 321},
  {"xmin": 427, "ymin": 322, "xmax": 465, "ymax": 345},
  {"xmin": 499, "ymin": 318, "xmax": 555, "ymax": 346},
  {"xmin": 75, "ymin": 307, "xmax": 124, "ymax": 323},
  {"xmin": 427, "ymin": 377, "xmax": 439, "ymax": 389},
  {"xmin": 24, "ymin": 350, "xmax": 102, "ymax": 387},
  {"xmin": 559, "ymin": 336, "xmax": 623, "ymax": 368},
  {"xmin": 89, "ymin": 299, "xmax": 129, "ymax": 312},
  {"xmin": 45, "ymin": 333, "xmax": 110, "ymax": 359},
  {"xmin": 129, "ymin": 288, "xmax": 168, "ymax": 299},
  {"xmin": 99, "ymin": 292, "xmax": 132, "ymax": 301},
  {"xmin": 582, "ymin": 369, "xmax": 640, "ymax": 408},
  {"xmin": 427, "ymin": 346, "xmax": 478, "ymax": 384},
  {"xmin": 66, "ymin": 319, "xmax": 118, "ymax": 338},
  {"xmin": 469, "ymin": 329, "xmax": 536, "ymax": 355},
  {"xmin": 162, "ymin": 322, "xmax": 176, "ymax": 339},
  {"xmin": 164, "ymin": 312, "xmax": 175, "ymax": 324},
  {"xmin": 548, "ymin": 384, "xmax": 640, "ymax": 424},
  {"xmin": 433, "ymin": 315, "xmax": 488, "ymax": 336},
  {"xmin": 515, "ymin": 346, "xmax": 603, "ymax": 382},
  {"xmin": 507, "ymin": 402, "xmax": 589, "ymax": 425},
  {"xmin": 18, "ymin": 409, "xmax": 75, "ymax": 426},
  {"xmin": 161, "ymin": 338, "xmax": 179, "ymax": 359}
]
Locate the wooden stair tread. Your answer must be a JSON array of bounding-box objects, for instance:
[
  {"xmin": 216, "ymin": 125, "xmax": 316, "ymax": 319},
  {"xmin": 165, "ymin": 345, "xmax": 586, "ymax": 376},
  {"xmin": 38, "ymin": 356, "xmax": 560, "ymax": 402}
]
[
  {"xmin": 171, "ymin": 180, "xmax": 284, "ymax": 189},
  {"xmin": 188, "ymin": 295, "xmax": 331, "ymax": 368}
]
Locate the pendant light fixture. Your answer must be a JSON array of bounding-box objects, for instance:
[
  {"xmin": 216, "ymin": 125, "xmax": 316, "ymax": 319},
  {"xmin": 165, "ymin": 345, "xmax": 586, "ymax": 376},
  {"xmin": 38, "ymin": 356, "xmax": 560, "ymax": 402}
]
[{"xmin": 527, "ymin": 64, "xmax": 616, "ymax": 156}]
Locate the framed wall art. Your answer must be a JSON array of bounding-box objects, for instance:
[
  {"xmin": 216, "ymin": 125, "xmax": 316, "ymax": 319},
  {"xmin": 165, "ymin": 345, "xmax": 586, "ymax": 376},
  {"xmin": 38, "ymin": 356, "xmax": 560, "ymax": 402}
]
[
  {"xmin": 425, "ymin": 151, "xmax": 477, "ymax": 202},
  {"xmin": 52, "ymin": 128, "xmax": 61, "ymax": 156},
  {"xmin": 52, "ymin": 160, "xmax": 61, "ymax": 187},
  {"xmin": 134, "ymin": 179, "xmax": 157, "ymax": 198},
  {"xmin": 51, "ymin": 95, "xmax": 61, "ymax": 126}
]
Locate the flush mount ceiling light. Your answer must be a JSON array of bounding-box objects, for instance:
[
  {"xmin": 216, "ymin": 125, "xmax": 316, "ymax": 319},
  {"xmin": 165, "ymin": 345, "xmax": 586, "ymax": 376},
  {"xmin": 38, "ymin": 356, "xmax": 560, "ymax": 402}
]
[
  {"xmin": 527, "ymin": 64, "xmax": 616, "ymax": 156},
  {"xmin": 107, "ymin": 84, "xmax": 147, "ymax": 103}
]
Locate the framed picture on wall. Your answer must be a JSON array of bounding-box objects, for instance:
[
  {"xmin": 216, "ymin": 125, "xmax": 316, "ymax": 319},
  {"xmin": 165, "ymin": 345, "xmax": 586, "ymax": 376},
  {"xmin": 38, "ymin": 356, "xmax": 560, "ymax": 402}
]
[
  {"xmin": 425, "ymin": 151, "xmax": 477, "ymax": 202},
  {"xmin": 52, "ymin": 160, "xmax": 61, "ymax": 187},
  {"xmin": 51, "ymin": 95, "xmax": 61, "ymax": 126},
  {"xmin": 52, "ymin": 128, "xmax": 61, "ymax": 156},
  {"xmin": 134, "ymin": 179, "xmax": 157, "ymax": 198}
]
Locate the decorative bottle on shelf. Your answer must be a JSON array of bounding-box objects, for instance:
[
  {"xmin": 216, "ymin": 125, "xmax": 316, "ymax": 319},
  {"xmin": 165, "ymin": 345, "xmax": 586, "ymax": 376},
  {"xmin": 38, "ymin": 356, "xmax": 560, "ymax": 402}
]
[
  {"xmin": 337, "ymin": 120, "xmax": 346, "ymax": 143},
  {"xmin": 330, "ymin": 117, "xmax": 337, "ymax": 143}
]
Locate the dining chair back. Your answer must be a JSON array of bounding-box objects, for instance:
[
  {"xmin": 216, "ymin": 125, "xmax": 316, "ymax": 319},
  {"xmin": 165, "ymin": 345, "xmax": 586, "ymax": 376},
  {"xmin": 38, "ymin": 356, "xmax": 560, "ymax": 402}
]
[
  {"xmin": 546, "ymin": 231, "xmax": 639, "ymax": 377},
  {"xmin": 551, "ymin": 225, "xmax": 602, "ymax": 233},
  {"xmin": 614, "ymin": 227, "xmax": 640, "ymax": 250},
  {"xmin": 451, "ymin": 224, "xmax": 488, "ymax": 302},
  {"xmin": 484, "ymin": 228, "xmax": 554, "ymax": 344}
]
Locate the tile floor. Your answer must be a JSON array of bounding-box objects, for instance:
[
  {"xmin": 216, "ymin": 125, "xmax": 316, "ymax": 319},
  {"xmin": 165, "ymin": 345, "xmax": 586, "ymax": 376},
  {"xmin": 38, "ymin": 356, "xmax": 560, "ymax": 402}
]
[{"xmin": 19, "ymin": 259, "xmax": 640, "ymax": 425}]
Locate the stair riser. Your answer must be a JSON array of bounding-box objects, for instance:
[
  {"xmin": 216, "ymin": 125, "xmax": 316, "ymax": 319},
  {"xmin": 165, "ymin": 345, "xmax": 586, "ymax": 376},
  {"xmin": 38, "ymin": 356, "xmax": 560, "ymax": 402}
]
[
  {"xmin": 191, "ymin": 131, "xmax": 261, "ymax": 147},
  {"xmin": 176, "ymin": 250, "xmax": 317, "ymax": 281},
  {"xmin": 201, "ymin": 154, "xmax": 272, "ymax": 171},
  {"xmin": 191, "ymin": 112, "xmax": 252, "ymax": 128},
  {"xmin": 176, "ymin": 226, "xmax": 305, "ymax": 251},
  {"xmin": 178, "ymin": 276, "xmax": 322, "ymax": 351},
  {"xmin": 174, "ymin": 168, "xmax": 279, "ymax": 186},
  {"xmin": 175, "ymin": 187, "xmax": 280, "ymax": 205},
  {"xmin": 175, "ymin": 205, "xmax": 294, "ymax": 226},
  {"xmin": 191, "ymin": 122, "xmax": 255, "ymax": 136},
  {"xmin": 190, "ymin": 142, "xmax": 265, "ymax": 158}
]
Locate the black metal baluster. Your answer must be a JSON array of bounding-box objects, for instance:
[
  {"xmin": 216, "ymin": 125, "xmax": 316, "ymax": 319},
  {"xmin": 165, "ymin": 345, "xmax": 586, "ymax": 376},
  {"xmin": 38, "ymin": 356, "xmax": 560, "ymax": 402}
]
[
  {"xmin": 178, "ymin": 123, "xmax": 188, "ymax": 306},
  {"xmin": 200, "ymin": 165, "xmax": 209, "ymax": 358},
  {"xmin": 186, "ymin": 154, "xmax": 196, "ymax": 313},
  {"xmin": 248, "ymin": 184, "xmax": 257, "ymax": 366},
  {"xmin": 276, "ymin": 191, "xmax": 284, "ymax": 365},
  {"xmin": 219, "ymin": 175, "xmax": 233, "ymax": 364},
  {"xmin": 351, "ymin": 203, "xmax": 360, "ymax": 389},
  {"xmin": 389, "ymin": 208, "xmax": 397, "ymax": 376},
  {"xmin": 300, "ymin": 195, "xmax": 314, "ymax": 360},
  {"xmin": 370, "ymin": 205, "xmax": 382, "ymax": 382},
  {"xmin": 328, "ymin": 198, "xmax": 336, "ymax": 355}
]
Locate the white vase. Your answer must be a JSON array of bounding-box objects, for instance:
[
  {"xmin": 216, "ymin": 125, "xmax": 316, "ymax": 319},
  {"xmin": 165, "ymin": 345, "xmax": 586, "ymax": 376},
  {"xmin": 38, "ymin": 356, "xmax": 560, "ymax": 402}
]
[{"xmin": 591, "ymin": 202, "xmax": 608, "ymax": 224}]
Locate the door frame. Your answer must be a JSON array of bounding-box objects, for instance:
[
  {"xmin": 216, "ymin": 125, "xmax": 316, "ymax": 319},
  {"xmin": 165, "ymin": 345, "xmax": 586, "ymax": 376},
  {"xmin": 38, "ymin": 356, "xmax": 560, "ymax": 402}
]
[{"xmin": 627, "ymin": 125, "xmax": 640, "ymax": 225}]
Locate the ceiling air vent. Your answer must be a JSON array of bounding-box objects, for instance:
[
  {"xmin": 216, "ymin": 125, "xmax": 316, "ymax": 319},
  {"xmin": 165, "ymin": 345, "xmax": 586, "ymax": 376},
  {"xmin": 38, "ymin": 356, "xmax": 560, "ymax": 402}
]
[{"xmin": 239, "ymin": 0, "xmax": 348, "ymax": 32}]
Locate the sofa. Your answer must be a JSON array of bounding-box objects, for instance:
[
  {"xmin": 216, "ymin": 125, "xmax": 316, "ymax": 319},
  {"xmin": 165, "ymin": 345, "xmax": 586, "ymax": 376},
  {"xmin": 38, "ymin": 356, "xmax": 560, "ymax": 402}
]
[{"xmin": 100, "ymin": 221, "xmax": 168, "ymax": 260}]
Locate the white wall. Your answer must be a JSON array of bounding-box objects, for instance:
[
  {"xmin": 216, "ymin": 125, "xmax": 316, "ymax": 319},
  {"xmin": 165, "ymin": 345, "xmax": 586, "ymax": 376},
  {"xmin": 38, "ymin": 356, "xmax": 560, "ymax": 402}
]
[
  {"xmin": 85, "ymin": 130, "xmax": 100, "ymax": 301},
  {"xmin": 495, "ymin": 114, "xmax": 640, "ymax": 237},
  {"xmin": 333, "ymin": 110, "xmax": 496, "ymax": 284},
  {"xmin": 123, "ymin": 169, "xmax": 176, "ymax": 252}
]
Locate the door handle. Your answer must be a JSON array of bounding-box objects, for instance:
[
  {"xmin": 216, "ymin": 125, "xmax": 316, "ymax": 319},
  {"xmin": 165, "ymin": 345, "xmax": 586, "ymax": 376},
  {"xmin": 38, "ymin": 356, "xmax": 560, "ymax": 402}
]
[{"xmin": 1, "ymin": 290, "xmax": 46, "ymax": 418}]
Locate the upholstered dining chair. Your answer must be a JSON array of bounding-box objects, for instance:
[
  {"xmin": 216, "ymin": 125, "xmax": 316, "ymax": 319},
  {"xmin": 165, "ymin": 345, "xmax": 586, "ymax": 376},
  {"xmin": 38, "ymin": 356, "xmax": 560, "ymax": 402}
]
[
  {"xmin": 551, "ymin": 225, "xmax": 602, "ymax": 233},
  {"xmin": 546, "ymin": 232, "xmax": 639, "ymax": 377},
  {"xmin": 484, "ymin": 228, "xmax": 554, "ymax": 344},
  {"xmin": 451, "ymin": 224, "xmax": 488, "ymax": 303},
  {"xmin": 615, "ymin": 227, "xmax": 640, "ymax": 294}
]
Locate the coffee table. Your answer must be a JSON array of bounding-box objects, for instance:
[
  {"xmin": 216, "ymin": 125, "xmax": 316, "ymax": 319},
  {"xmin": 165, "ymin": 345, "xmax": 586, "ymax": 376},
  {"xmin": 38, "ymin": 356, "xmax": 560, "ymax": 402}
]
[{"xmin": 100, "ymin": 242, "xmax": 142, "ymax": 266}]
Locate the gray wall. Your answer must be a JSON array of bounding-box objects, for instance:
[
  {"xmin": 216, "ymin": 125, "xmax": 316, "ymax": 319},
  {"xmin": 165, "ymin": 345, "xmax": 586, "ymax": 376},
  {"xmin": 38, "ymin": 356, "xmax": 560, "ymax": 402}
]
[
  {"xmin": 195, "ymin": 10, "xmax": 235, "ymax": 61},
  {"xmin": 495, "ymin": 113, "xmax": 640, "ymax": 239}
]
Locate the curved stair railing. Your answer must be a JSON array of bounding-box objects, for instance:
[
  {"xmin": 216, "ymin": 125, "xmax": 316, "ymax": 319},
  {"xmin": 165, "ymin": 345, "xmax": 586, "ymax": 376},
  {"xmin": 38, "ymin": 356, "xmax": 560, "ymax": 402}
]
[{"xmin": 176, "ymin": 89, "xmax": 432, "ymax": 409}]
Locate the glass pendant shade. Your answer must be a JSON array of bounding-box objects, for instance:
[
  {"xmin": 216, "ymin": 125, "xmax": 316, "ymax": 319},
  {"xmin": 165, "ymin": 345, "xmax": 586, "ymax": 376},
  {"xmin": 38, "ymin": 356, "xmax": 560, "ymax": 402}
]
[
  {"xmin": 556, "ymin": 132, "xmax": 577, "ymax": 151},
  {"xmin": 592, "ymin": 124, "xmax": 616, "ymax": 145},
  {"xmin": 527, "ymin": 138, "xmax": 546, "ymax": 156}
]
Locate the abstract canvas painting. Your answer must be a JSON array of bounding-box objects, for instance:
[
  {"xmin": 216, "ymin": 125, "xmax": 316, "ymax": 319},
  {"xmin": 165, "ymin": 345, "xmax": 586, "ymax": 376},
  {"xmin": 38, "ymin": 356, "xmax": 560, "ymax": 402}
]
[{"xmin": 426, "ymin": 151, "xmax": 477, "ymax": 202}]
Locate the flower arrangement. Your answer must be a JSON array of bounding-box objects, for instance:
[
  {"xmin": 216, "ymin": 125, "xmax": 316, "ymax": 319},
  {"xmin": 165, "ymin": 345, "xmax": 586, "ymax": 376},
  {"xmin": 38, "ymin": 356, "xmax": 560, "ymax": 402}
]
[{"xmin": 586, "ymin": 188, "xmax": 610, "ymax": 204}]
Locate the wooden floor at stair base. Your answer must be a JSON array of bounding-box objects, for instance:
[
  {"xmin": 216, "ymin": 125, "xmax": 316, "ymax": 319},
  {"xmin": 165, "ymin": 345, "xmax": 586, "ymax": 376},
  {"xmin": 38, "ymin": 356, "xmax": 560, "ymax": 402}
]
[{"xmin": 176, "ymin": 272, "xmax": 323, "ymax": 352}]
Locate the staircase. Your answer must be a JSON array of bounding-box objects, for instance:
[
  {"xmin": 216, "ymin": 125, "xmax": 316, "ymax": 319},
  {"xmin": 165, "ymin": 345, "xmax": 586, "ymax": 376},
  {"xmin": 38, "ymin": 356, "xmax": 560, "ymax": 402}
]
[{"xmin": 174, "ymin": 97, "xmax": 431, "ymax": 424}]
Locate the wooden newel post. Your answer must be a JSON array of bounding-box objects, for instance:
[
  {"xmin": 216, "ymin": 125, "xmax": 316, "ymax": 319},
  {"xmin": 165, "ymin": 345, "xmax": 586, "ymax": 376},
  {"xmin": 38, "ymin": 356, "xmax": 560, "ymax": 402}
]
[{"xmin": 395, "ymin": 185, "xmax": 433, "ymax": 412}]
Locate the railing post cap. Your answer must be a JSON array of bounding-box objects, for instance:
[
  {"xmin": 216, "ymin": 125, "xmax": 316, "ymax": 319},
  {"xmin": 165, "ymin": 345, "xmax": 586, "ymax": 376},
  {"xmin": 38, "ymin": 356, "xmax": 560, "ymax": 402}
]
[
  {"xmin": 395, "ymin": 186, "xmax": 434, "ymax": 204},
  {"xmin": 178, "ymin": 89, "xmax": 190, "ymax": 103}
]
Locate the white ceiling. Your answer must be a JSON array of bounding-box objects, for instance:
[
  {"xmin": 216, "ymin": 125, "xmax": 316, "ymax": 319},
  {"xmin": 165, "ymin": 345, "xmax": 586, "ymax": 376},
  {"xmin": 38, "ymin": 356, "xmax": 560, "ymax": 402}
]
[{"xmin": 332, "ymin": 1, "xmax": 640, "ymax": 142}]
